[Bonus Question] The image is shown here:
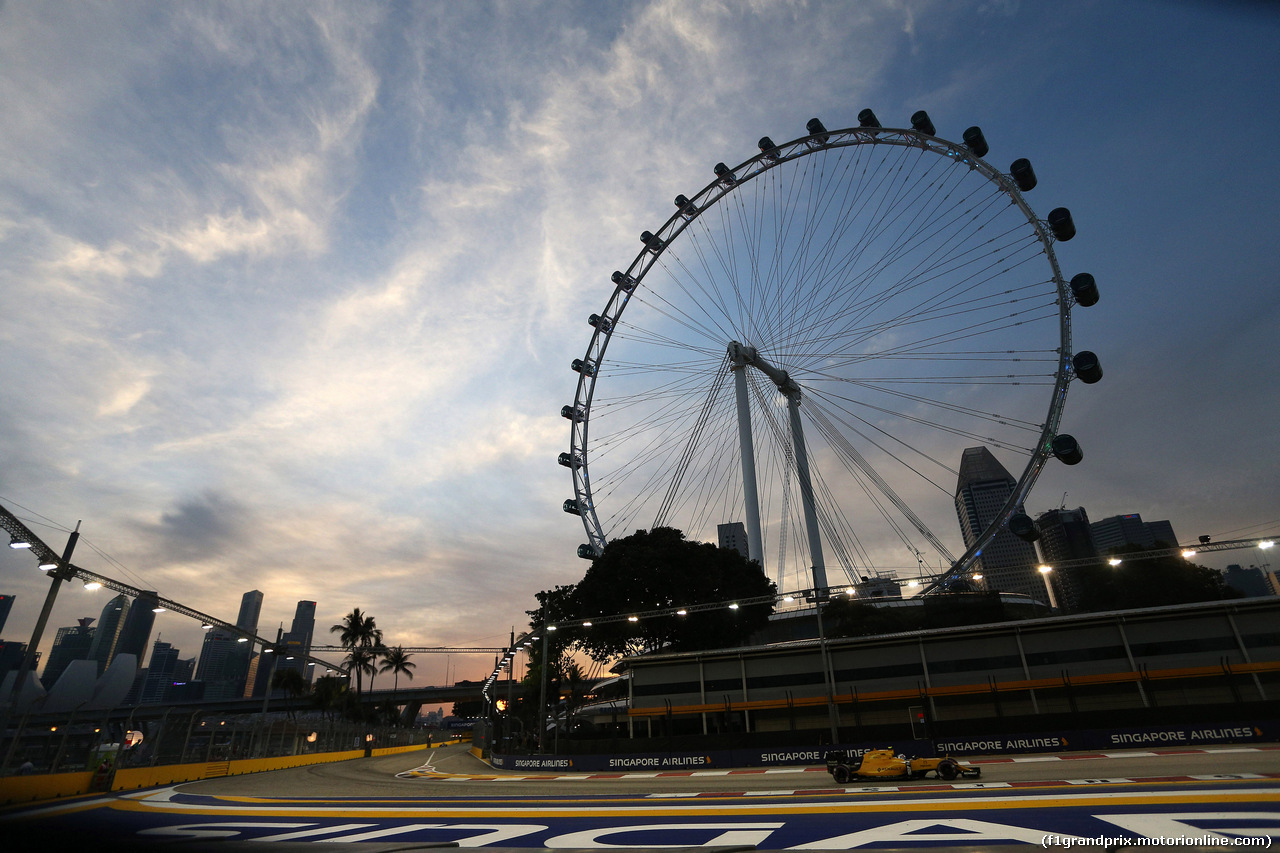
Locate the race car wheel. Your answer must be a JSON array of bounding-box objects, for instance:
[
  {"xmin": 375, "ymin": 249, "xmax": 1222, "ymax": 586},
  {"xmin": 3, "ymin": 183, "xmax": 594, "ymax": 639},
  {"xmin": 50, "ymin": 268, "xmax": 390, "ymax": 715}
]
[
  {"xmin": 833, "ymin": 765, "xmax": 852, "ymax": 784},
  {"xmin": 937, "ymin": 759, "xmax": 960, "ymax": 780}
]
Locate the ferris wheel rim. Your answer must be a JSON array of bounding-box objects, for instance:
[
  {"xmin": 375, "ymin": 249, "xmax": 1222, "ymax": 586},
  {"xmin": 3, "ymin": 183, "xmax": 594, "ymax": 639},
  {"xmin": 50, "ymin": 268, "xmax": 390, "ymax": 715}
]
[{"xmin": 567, "ymin": 120, "xmax": 1076, "ymax": 586}]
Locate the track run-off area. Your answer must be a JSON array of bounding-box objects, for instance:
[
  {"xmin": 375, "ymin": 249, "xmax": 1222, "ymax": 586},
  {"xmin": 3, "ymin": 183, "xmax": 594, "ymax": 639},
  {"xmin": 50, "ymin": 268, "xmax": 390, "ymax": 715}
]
[{"xmin": 3, "ymin": 743, "xmax": 1278, "ymax": 849}]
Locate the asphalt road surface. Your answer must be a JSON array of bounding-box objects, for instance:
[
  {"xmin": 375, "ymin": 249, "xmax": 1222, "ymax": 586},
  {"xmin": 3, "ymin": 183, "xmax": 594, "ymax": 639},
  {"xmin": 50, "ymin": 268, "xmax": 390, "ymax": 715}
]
[{"xmin": 4, "ymin": 743, "xmax": 1278, "ymax": 850}]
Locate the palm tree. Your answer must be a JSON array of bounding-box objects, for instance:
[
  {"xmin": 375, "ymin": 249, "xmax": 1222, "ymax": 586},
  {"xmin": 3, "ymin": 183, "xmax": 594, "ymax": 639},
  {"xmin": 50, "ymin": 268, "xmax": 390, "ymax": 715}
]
[
  {"xmin": 311, "ymin": 675, "xmax": 348, "ymax": 722},
  {"xmin": 271, "ymin": 668, "xmax": 308, "ymax": 721},
  {"xmin": 378, "ymin": 646, "xmax": 416, "ymax": 703},
  {"xmin": 330, "ymin": 608, "xmax": 380, "ymax": 696},
  {"xmin": 331, "ymin": 608, "xmax": 378, "ymax": 652},
  {"xmin": 343, "ymin": 645, "xmax": 378, "ymax": 699}
]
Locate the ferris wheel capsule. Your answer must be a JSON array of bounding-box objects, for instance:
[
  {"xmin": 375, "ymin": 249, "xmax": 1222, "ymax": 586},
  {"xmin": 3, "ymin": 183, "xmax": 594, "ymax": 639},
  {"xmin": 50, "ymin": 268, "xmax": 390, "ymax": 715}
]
[
  {"xmin": 962, "ymin": 126, "xmax": 989, "ymax": 158},
  {"xmin": 910, "ymin": 110, "xmax": 936, "ymax": 136},
  {"xmin": 1047, "ymin": 208, "xmax": 1076, "ymax": 241},
  {"xmin": 1051, "ymin": 434, "xmax": 1084, "ymax": 465},
  {"xmin": 858, "ymin": 108, "xmax": 881, "ymax": 128},
  {"xmin": 1010, "ymin": 158, "xmax": 1038, "ymax": 192},
  {"xmin": 1071, "ymin": 351, "xmax": 1103, "ymax": 384},
  {"xmin": 1070, "ymin": 273, "xmax": 1099, "ymax": 307}
]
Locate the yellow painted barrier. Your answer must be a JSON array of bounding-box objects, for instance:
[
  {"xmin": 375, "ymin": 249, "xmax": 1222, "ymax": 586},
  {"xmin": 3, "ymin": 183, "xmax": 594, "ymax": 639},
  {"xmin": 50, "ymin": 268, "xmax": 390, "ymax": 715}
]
[
  {"xmin": 1, "ymin": 741, "xmax": 439, "ymax": 804},
  {"xmin": 0, "ymin": 770, "xmax": 96, "ymax": 806}
]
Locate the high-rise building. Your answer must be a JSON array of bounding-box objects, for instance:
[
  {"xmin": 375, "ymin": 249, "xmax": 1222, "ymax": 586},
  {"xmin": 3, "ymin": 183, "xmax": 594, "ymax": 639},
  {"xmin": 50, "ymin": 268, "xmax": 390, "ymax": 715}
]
[
  {"xmin": 114, "ymin": 590, "xmax": 159, "ymax": 663},
  {"xmin": 275, "ymin": 600, "xmax": 318, "ymax": 684},
  {"xmin": 0, "ymin": 593, "xmax": 14, "ymax": 635},
  {"xmin": 717, "ymin": 522, "xmax": 750, "ymax": 561},
  {"xmin": 42, "ymin": 618, "xmax": 96, "ymax": 688},
  {"xmin": 1034, "ymin": 507, "xmax": 1097, "ymax": 611},
  {"xmin": 1223, "ymin": 565, "xmax": 1270, "ymax": 598},
  {"xmin": 237, "ymin": 589, "xmax": 263, "ymax": 636},
  {"xmin": 197, "ymin": 589, "xmax": 265, "ymax": 700},
  {"xmin": 954, "ymin": 446, "xmax": 1041, "ymax": 601},
  {"xmin": 0, "ymin": 640, "xmax": 32, "ymax": 681},
  {"xmin": 87, "ymin": 594, "xmax": 130, "ymax": 675},
  {"xmin": 1091, "ymin": 514, "xmax": 1180, "ymax": 553},
  {"xmin": 141, "ymin": 640, "xmax": 182, "ymax": 704}
]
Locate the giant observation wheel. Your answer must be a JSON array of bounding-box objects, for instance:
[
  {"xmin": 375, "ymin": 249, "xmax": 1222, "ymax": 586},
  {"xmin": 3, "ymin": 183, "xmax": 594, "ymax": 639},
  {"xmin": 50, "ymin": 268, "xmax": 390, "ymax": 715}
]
[{"xmin": 562, "ymin": 110, "xmax": 1102, "ymax": 596}]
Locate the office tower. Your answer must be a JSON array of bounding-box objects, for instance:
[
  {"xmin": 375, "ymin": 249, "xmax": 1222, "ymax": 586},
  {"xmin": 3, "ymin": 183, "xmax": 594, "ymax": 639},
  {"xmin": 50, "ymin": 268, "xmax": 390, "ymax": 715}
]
[
  {"xmin": 954, "ymin": 446, "xmax": 1041, "ymax": 601},
  {"xmin": 88, "ymin": 594, "xmax": 130, "ymax": 675},
  {"xmin": 1146, "ymin": 520, "xmax": 1178, "ymax": 548},
  {"xmin": 0, "ymin": 593, "xmax": 14, "ymax": 635},
  {"xmin": 1034, "ymin": 507, "xmax": 1097, "ymax": 611},
  {"xmin": 141, "ymin": 640, "xmax": 182, "ymax": 704},
  {"xmin": 1091, "ymin": 514, "xmax": 1181, "ymax": 553},
  {"xmin": 237, "ymin": 590, "xmax": 264, "ymax": 636},
  {"xmin": 717, "ymin": 522, "xmax": 750, "ymax": 561},
  {"xmin": 114, "ymin": 590, "xmax": 159, "ymax": 662},
  {"xmin": 1223, "ymin": 565, "xmax": 1269, "ymax": 598},
  {"xmin": 41, "ymin": 618, "xmax": 96, "ymax": 688},
  {"xmin": 197, "ymin": 589, "xmax": 266, "ymax": 699},
  {"xmin": 275, "ymin": 600, "xmax": 318, "ymax": 684},
  {"xmin": 0, "ymin": 640, "xmax": 31, "ymax": 680}
]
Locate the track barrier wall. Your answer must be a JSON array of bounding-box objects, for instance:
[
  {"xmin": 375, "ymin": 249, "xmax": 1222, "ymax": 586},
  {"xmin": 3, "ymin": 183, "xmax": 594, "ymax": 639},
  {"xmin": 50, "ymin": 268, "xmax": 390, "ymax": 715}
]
[
  {"xmin": 0, "ymin": 740, "xmax": 440, "ymax": 806},
  {"xmin": 490, "ymin": 719, "xmax": 1278, "ymax": 772}
]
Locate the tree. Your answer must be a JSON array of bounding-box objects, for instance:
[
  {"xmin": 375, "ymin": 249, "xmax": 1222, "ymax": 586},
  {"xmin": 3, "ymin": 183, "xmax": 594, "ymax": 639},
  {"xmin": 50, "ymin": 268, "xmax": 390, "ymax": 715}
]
[
  {"xmin": 312, "ymin": 675, "xmax": 349, "ymax": 722},
  {"xmin": 532, "ymin": 527, "xmax": 776, "ymax": 664},
  {"xmin": 343, "ymin": 645, "xmax": 378, "ymax": 699},
  {"xmin": 379, "ymin": 646, "xmax": 416, "ymax": 701},
  {"xmin": 329, "ymin": 608, "xmax": 381, "ymax": 697},
  {"xmin": 1073, "ymin": 546, "xmax": 1242, "ymax": 612},
  {"xmin": 271, "ymin": 668, "xmax": 308, "ymax": 720}
]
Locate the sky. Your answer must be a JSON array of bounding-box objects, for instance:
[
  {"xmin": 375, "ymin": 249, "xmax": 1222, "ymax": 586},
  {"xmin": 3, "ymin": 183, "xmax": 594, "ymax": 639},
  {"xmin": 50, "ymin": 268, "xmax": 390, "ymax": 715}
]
[{"xmin": 1, "ymin": 0, "xmax": 1277, "ymax": 686}]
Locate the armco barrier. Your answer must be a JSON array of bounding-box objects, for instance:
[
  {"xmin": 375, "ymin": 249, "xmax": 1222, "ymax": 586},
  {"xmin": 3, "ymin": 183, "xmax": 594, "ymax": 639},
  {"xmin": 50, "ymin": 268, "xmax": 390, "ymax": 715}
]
[
  {"xmin": 0, "ymin": 770, "xmax": 96, "ymax": 805},
  {"xmin": 2, "ymin": 740, "xmax": 440, "ymax": 804},
  {"xmin": 491, "ymin": 720, "xmax": 1278, "ymax": 772}
]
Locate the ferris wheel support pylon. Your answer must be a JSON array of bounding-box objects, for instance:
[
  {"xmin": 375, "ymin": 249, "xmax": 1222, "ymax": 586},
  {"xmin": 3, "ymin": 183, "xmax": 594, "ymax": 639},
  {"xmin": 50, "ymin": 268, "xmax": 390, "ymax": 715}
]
[
  {"xmin": 730, "ymin": 341, "xmax": 828, "ymax": 592},
  {"xmin": 731, "ymin": 356, "xmax": 764, "ymax": 567}
]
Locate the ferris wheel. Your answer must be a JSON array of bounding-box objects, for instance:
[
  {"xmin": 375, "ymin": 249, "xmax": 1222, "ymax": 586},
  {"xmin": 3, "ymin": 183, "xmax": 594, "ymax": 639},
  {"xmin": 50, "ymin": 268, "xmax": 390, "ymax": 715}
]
[{"xmin": 561, "ymin": 110, "xmax": 1103, "ymax": 595}]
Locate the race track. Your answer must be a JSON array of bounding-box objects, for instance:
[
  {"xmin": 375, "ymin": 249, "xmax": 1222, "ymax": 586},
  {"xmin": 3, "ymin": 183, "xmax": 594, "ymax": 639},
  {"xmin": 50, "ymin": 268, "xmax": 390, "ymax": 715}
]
[{"xmin": 4, "ymin": 743, "xmax": 1278, "ymax": 850}]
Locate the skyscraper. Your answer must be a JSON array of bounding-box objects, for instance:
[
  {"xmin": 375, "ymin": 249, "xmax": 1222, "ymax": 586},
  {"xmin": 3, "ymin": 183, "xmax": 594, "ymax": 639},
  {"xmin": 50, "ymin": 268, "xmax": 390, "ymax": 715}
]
[
  {"xmin": 88, "ymin": 594, "xmax": 129, "ymax": 675},
  {"xmin": 1091, "ymin": 514, "xmax": 1181, "ymax": 553},
  {"xmin": 42, "ymin": 618, "xmax": 96, "ymax": 688},
  {"xmin": 196, "ymin": 590, "xmax": 263, "ymax": 700},
  {"xmin": 114, "ymin": 590, "xmax": 159, "ymax": 662},
  {"xmin": 717, "ymin": 522, "xmax": 750, "ymax": 561},
  {"xmin": 237, "ymin": 590, "xmax": 263, "ymax": 636},
  {"xmin": 954, "ymin": 446, "xmax": 1041, "ymax": 601},
  {"xmin": 276, "ymin": 600, "xmax": 317, "ymax": 683},
  {"xmin": 1034, "ymin": 507, "xmax": 1097, "ymax": 610},
  {"xmin": 0, "ymin": 593, "xmax": 14, "ymax": 635},
  {"xmin": 141, "ymin": 639, "xmax": 182, "ymax": 704}
]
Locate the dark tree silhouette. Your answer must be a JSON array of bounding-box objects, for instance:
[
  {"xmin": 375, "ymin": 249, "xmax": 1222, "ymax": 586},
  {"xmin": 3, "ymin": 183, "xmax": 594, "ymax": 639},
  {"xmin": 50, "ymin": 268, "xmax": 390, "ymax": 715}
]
[{"xmin": 530, "ymin": 527, "xmax": 775, "ymax": 663}]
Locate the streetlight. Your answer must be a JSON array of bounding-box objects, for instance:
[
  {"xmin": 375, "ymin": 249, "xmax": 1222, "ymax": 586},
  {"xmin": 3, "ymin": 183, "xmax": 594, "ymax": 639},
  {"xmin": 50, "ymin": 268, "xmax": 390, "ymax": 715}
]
[{"xmin": 1038, "ymin": 565, "xmax": 1059, "ymax": 610}]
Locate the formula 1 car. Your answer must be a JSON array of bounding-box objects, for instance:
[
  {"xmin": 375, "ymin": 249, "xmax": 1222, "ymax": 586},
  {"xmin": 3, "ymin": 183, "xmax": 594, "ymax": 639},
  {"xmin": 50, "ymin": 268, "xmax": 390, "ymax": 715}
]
[{"xmin": 824, "ymin": 748, "xmax": 981, "ymax": 783}]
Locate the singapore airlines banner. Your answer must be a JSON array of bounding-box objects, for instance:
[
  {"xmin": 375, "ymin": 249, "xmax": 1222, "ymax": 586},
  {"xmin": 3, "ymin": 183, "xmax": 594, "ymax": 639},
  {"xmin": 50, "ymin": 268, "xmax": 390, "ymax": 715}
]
[{"xmin": 491, "ymin": 721, "xmax": 1274, "ymax": 772}]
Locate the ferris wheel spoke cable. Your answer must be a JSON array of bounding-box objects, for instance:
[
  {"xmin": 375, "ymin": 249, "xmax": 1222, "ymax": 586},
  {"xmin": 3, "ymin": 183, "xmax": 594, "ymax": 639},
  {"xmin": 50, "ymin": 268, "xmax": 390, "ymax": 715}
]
[
  {"xmin": 805, "ymin": 398, "xmax": 956, "ymax": 563},
  {"xmin": 652, "ymin": 357, "xmax": 733, "ymax": 529},
  {"xmin": 807, "ymin": 374, "xmax": 1046, "ymax": 432},
  {"xmin": 798, "ymin": 230, "xmax": 1044, "ymax": 368},
  {"xmin": 810, "ymin": 382, "xmax": 1039, "ymax": 455},
  {"xmin": 803, "ymin": 386, "xmax": 959, "ymax": 493}
]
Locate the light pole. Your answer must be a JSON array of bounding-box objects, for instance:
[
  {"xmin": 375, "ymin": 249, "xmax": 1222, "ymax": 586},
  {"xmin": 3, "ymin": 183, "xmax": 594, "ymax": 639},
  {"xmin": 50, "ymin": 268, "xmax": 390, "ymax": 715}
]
[
  {"xmin": 1038, "ymin": 565, "xmax": 1059, "ymax": 610},
  {"xmin": 1, "ymin": 522, "xmax": 79, "ymax": 732}
]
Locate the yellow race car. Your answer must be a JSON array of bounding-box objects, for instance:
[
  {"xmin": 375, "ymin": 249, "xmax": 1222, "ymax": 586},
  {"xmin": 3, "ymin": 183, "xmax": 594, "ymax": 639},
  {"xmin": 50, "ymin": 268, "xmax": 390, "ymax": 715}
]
[{"xmin": 824, "ymin": 748, "xmax": 981, "ymax": 783}]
